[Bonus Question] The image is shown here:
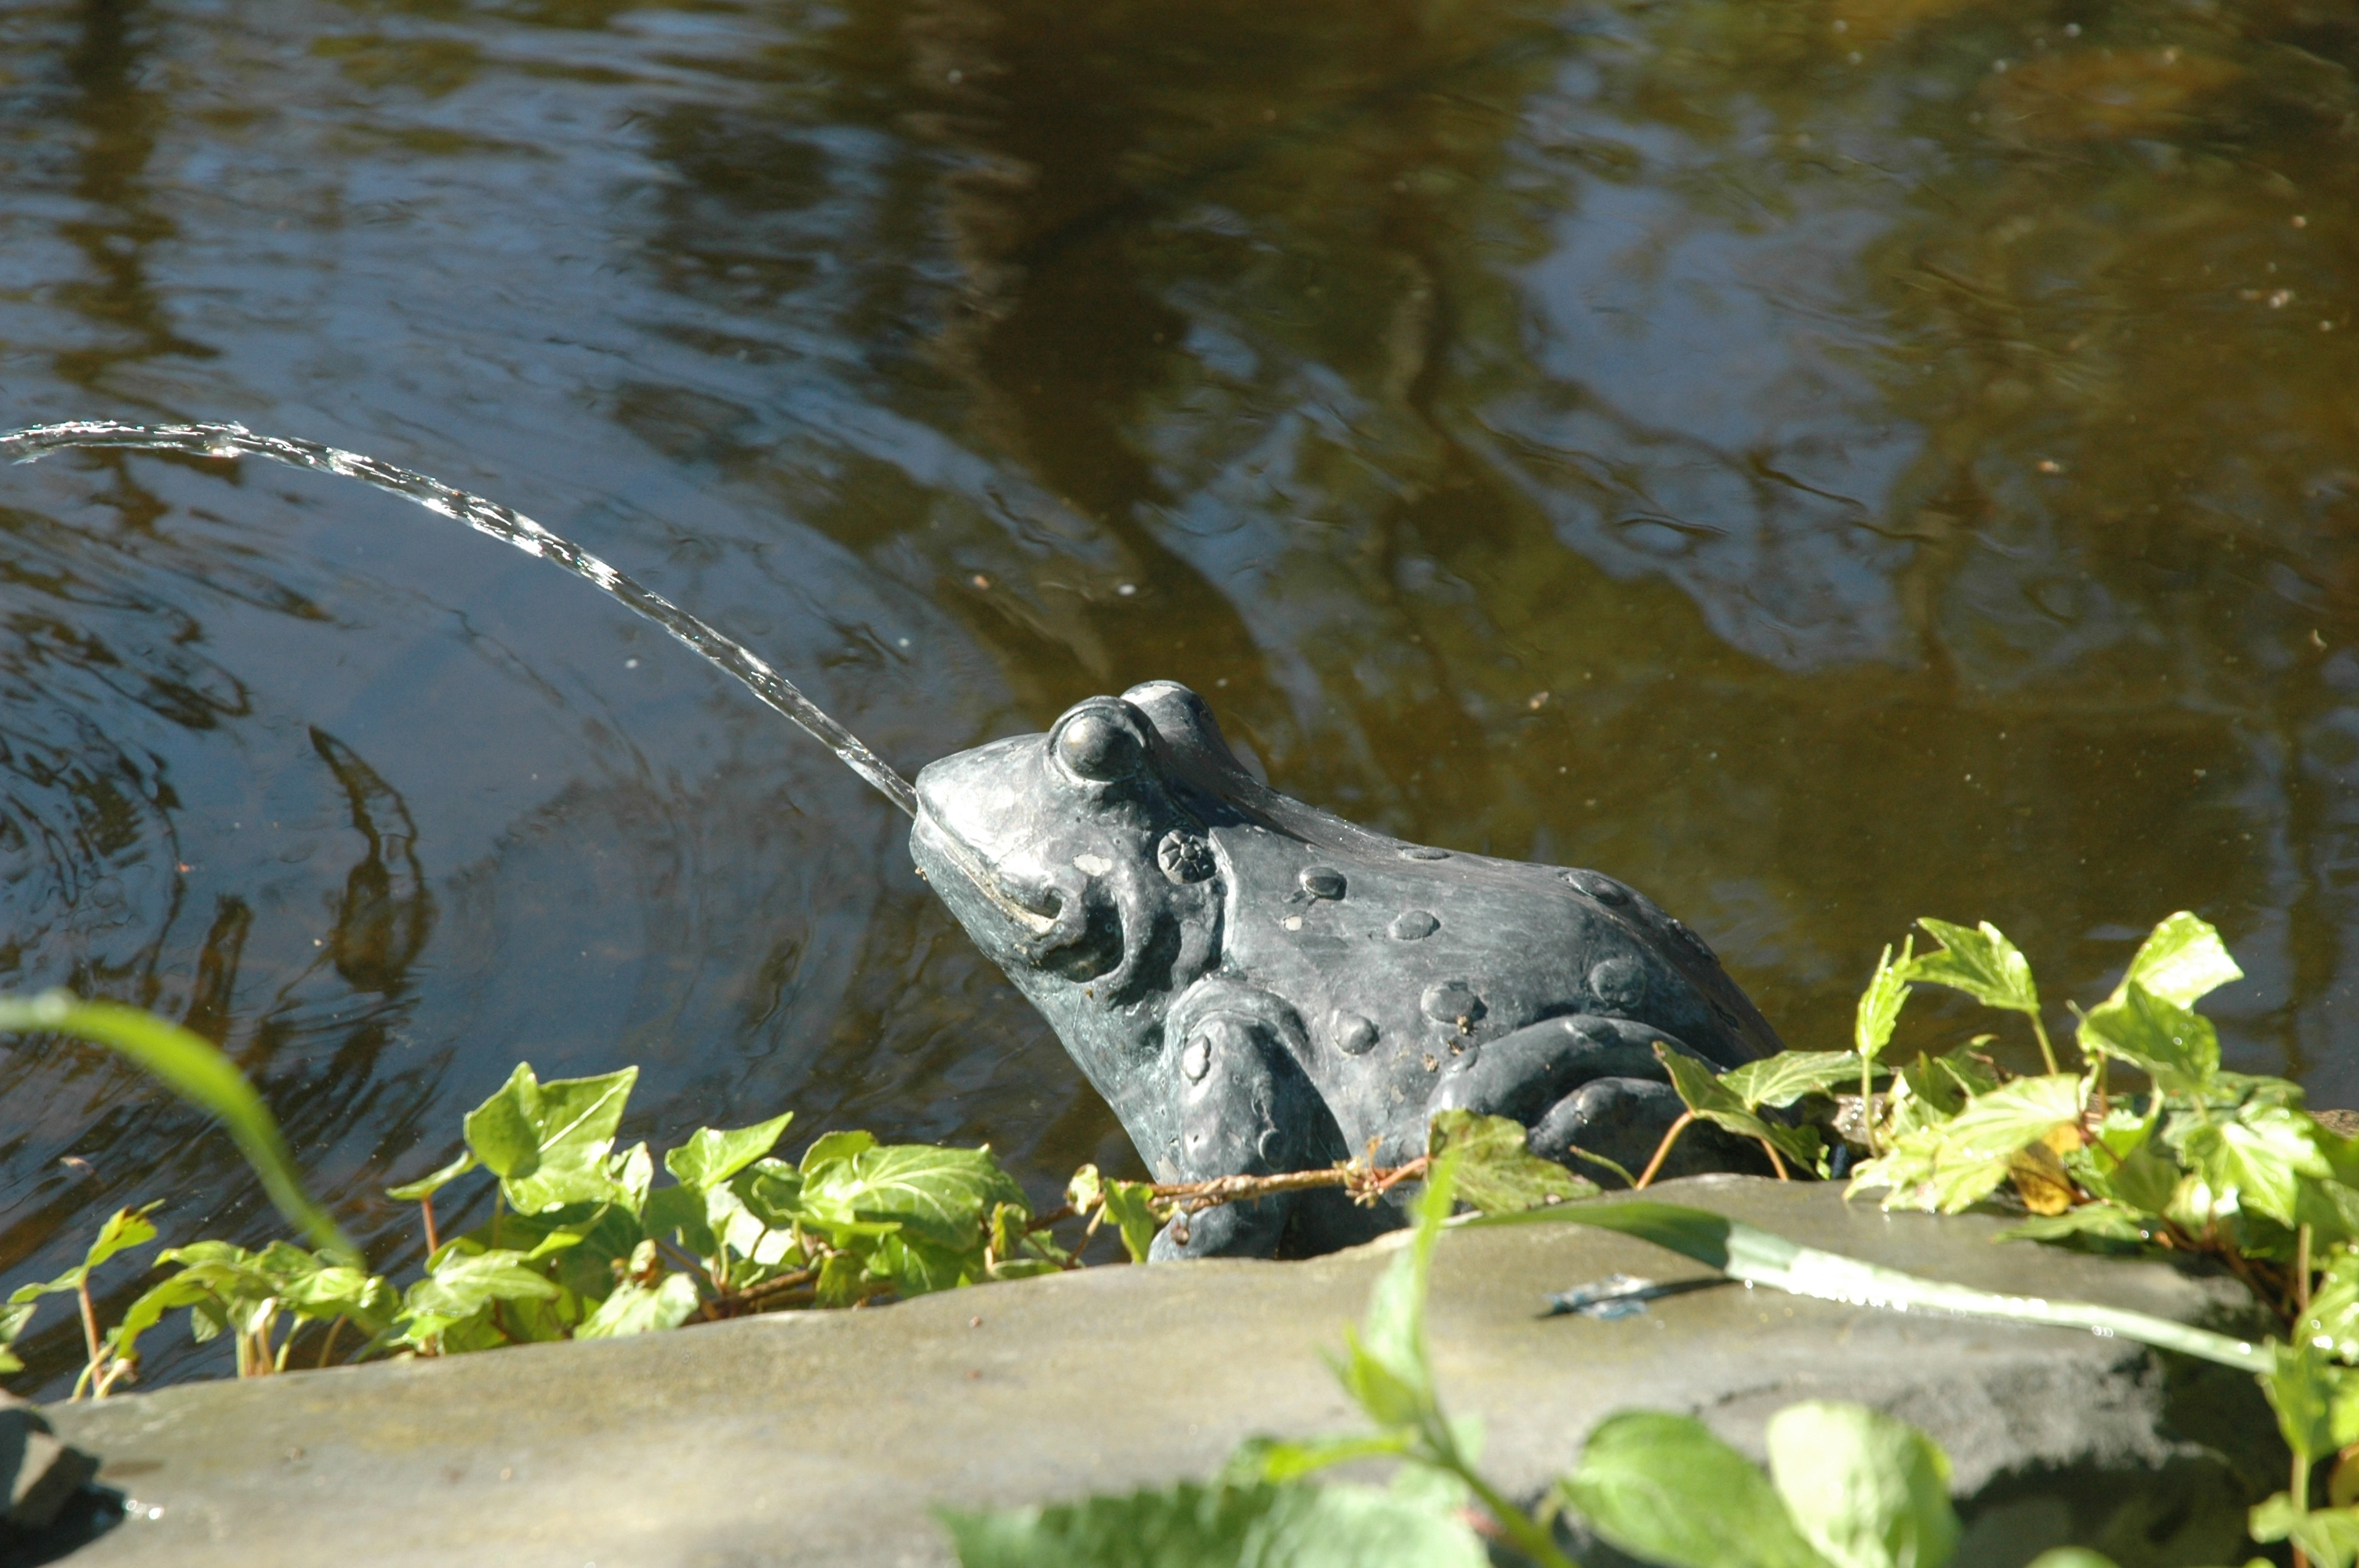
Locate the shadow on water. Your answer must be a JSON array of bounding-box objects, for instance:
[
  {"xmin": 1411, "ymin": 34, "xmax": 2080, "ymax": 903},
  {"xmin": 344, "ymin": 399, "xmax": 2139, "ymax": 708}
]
[{"xmin": 0, "ymin": 0, "xmax": 2355, "ymax": 1394}]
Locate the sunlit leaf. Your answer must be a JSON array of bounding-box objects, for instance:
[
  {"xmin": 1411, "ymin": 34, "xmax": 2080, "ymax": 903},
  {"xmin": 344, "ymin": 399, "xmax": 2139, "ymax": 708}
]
[
  {"xmin": 799, "ymin": 1130, "xmax": 877, "ymax": 1176},
  {"xmin": 801, "ymin": 1144, "xmax": 1026, "ymax": 1250},
  {"xmin": 2181, "ymin": 1105, "xmax": 2332, "ymax": 1228},
  {"xmin": 1220, "ymin": 1432, "xmax": 1413, "ymax": 1485},
  {"xmin": 82, "ymin": 1203, "xmax": 162, "ymax": 1276},
  {"xmin": 576, "ymin": 1272, "xmax": 700, "ymax": 1338},
  {"xmin": 0, "ymin": 990, "xmax": 353, "ymax": 1254},
  {"xmin": 2305, "ymin": 1248, "xmax": 2359, "ymax": 1361},
  {"xmin": 732, "ymin": 1159, "xmax": 805, "ymax": 1231},
  {"xmin": 1904, "ymin": 920, "xmax": 2037, "ymax": 1015},
  {"xmin": 1332, "ymin": 1155, "xmax": 1456, "ymax": 1438},
  {"xmin": 936, "ymin": 1479, "xmax": 1488, "ymax": 1568},
  {"xmin": 2263, "ymin": 1339, "xmax": 2359, "ymax": 1463},
  {"xmin": 1991, "ymin": 1203, "xmax": 2156, "ymax": 1249},
  {"xmin": 1560, "ymin": 1410, "xmax": 1828, "ymax": 1568},
  {"xmin": 1765, "ymin": 1402, "xmax": 1959, "ymax": 1568},
  {"xmin": 462, "ymin": 1062, "xmax": 639, "ymax": 1214},
  {"xmin": 665, "ymin": 1113, "xmax": 794, "ymax": 1193},
  {"xmin": 1657, "ymin": 1047, "xmax": 1824, "ymax": 1171},
  {"xmin": 401, "ymin": 1247, "xmax": 562, "ymax": 1323},
  {"xmin": 1099, "ymin": 1179, "xmax": 1161, "ymax": 1264},
  {"xmin": 2115, "ymin": 912, "xmax": 2243, "ymax": 1010},
  {"xmin": 1727, "ymin": 1052, "xmax": 1873, "ymax": 1112},
  {"xmin": 1854, "ymin": 942, "xmax": 1914, "ymax": 1062},
  {"xmin": 386, "ymin": 1150, "xmax": 476, "ymax": 1203},
  {"xmin": 1427, "ymin": 1109, "xmax": 1595, "ymax": 1214},
  {"xmin": 2077, "ymin": 982, "xmax": 2218, "ymax": 1096},
  {"xmin": 2251, "ymin": 1492, "xmax": 2359, "ymax": 1568},
  {"xmin": 1848, "ymin": 1075, "xmax": 2082, "ymax": 1214}
]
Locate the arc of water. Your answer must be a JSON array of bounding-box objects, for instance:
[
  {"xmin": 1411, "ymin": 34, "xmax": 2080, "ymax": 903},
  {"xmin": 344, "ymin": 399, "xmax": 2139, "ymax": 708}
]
[{"xmin": 1, "ymin": 420, "xmax": 918, "ymax": 818}]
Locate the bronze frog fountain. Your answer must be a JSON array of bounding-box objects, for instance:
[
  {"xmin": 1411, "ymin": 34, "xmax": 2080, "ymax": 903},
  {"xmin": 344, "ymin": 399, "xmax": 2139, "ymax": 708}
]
[{"xmin": 3, "ymin": 423, "xmax": 1787, "ymax": 1261}]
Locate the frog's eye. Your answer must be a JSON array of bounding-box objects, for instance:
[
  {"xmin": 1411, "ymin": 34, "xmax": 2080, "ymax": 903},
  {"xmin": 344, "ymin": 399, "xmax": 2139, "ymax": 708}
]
[{"xmin": 1052, "ymin": 706, "xmax": 1145, "ymax": 783}]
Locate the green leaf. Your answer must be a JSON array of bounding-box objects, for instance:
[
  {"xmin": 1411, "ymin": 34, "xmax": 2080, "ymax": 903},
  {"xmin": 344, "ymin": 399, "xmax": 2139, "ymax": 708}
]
[
  {"xmin": 0, "ymin": 990, "xmax": 354, "ymax": 1255},
  {"xmin": 461, "ymin": 1063, "xmax": 639, "ymax": 1214},
  {"xmin": 83, "ymin": 1203, "xmax": 162, "ymax": 1275},
  {"xmin": 1905, "ymin": 920, "xmax": 2037, "ymax": 1015},
  {"xmin": 1848, "ymin": 1075, "xmax": 2082, "ymax": 1213},
  {"xmin": 1657, "ymin": 1047, "xmax": 1823, "ymax": 1169},
  {"xmin": 799, "ymin": 1129, "xmax": 877, "ymax": 1176},
  {"xmin": 1426, "ymin": 1109, "xmax": 1596, "ymax": 1214},
  {"xmin": 2022, "ymin": 1553, "xmax": 2123, "ymax": 1568},
  {"xmin": 2252, "ymin": 1494, "xmax": 2359, "ymax": 1568},
  {"xmin": 800, "ymin": 1144, "xmax": 1026, "ymax": 1250},
  {"xmin": 1335, "ymin": 1154, "xmax": 1455, "ymax": 1438},
  {"xmin": 732, "ymin": 1159, "xmax": 806, "ymax": 1231},
  {"xmin": 576, "ymin": 1272, "xmax": 700, "ymax": 1338},
  {"xmin": 400, "ymin": 1247, "xmax": 562, "ymax": 1323},
  {"xmin": 105, "ymin": 1274, "xmax": 216, "ymax": 1369},
  {"xmin": 1474, "ymin": 1200, "xmax": 2263, "ymax": 1370},
  {"xmin": 1220, "ymin": 1433, "xmax": 1413, "ymax": 1486},
  {"xmin": 1765, "ymin": 1402, "xmax": 1960, "ymax": 1568},
  {"xmin": 2180, "ymin": 1105, "xmax": 2331, "ymax": 1227},
  {"xmin": 1855, "ymin": 941, "xmax": 1914, "ymax": 1062},
  {"xmin": 870, "ymin": 1232, "xmax": 980, "ymax": 1296},
  {"xmin": 1560, "ymin": 1410, "xmax": 1830, "ymax": 1568},
  {"xmin": 386, "ymin": 1149, "xmax": 477, "ymax": 1203},
  {"xmin": 936, "ymin": 1479, "xmax": 1488, "ymax": 1568},
  {"xmin": 2263, "ymin": 1340, "xmax": 2359, "ymax": 1462},
  {"xmin": 2077, "ymin": 982, "xmax": 2219, "ymax": 1096},
  {"xmin": 2115, "ymin": 912, "xmax": 2243, "ymax": 1010},
  {"xmin": 1991, "ymin": 1203, "xmax": 2157, "ymax": 1248},
  {"xmin": 2304, "ymin": 1248, "xmax": 2359, "ymax": 1361},
  {"xmin": 1726, "ymin": 1052, "xmax": 1874, "ymax": 1112},
  {"xmin": 1100, "ymin": 1180, "xmax": 1161, "ymax": 1264},
  {"xmin": 665, "ymin": 1113, "xmax": 793, "ymax": 1193}
]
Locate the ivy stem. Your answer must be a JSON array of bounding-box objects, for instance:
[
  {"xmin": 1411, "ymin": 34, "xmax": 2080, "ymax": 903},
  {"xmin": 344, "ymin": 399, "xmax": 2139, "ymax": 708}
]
[
  {"xmin": 420, "ymin": 1196, "xmax": 440, "ymax": 1256},
  {"xmin": 2299, "ymin": 1224, "xmax": 2315, "ymax": 1316},
  {"xmin": 2293, "ymin": 1446, "xmax": 2312, "ymax": 1568},
  {"xmin": 73, "ymin": 1276, "xmax": 104, "ymax": 1399},
  {"xmin": 2028, "ymin": 1012, "xmax": 2060, "ymax": 1076},
  {"xmin": 1452, "ymin": 1462, "xmax": 1579, "ymax": 1568},
  {"xmin": 1633, "ymin": 1112, "xmax": 1694, "ymax": 1190}
]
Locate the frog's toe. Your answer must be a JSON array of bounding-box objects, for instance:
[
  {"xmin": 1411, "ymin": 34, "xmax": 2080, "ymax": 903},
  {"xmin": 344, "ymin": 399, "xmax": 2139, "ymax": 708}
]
[{"xmin": 1527, "ymin": 1076, "xmax": 1776, "ymax": 1188}]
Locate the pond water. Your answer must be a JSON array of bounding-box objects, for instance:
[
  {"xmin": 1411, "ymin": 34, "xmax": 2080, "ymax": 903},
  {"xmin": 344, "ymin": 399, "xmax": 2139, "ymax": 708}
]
[{"xmin": 1, "ymin": 0, "xmax": 2354, "ymax": 1391}]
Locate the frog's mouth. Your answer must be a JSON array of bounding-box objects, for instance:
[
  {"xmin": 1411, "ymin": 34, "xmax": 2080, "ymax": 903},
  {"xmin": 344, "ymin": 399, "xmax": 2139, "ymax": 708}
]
[{"xmin": 910, "ymin": 811, "xmax": 1129, "ymax": 983}]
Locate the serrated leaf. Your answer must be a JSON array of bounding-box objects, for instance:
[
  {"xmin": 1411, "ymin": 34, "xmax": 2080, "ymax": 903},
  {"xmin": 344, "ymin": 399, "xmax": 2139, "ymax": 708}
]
[
  {"xmin": 1765, "ymin": 1402, "xmax": 1959, "ymax": 1568},
  {"xmin": 800, "ymin": 1144, "xmax": 1025, "ymax": 1250},
  {"xmin": 1726, "ymin": 1052, "xmax": 1872, "ymax": 1112},
  {"xmin": 665, "ymin": 1113, "xmax": 793, "ymax": 1193},
  {"xmin": 1427, "ymin": 1109, "xmax": 1595, "ymax": 1214},
  {"xmin": 935, "ymin": 1479, "xmax": 1488, "ymax": 1568},
  {"xmin": 1906, "ymin": 920, "xmax": 2038, "ymax": 1015},
  {"xmin": 1855, "ymin": 942, "xmax": 1914, "ymax": 1062},
  {"xmin": 2115, "ymin": 912, "xmax": 2242, "ymax": 1010},
  {"xmin": 1849, "ymin": 1075, "xmax": 2084, "ymax": 1213},
  {"xmin": 1560, "ymin": 1410, "xmax": 1830, "ymax": 1568},
  {"xmin": 2181, "ymin": 1105, "xmax": 2331, "ymax": 1227},
  {"xmin": 2077, "ymin": 982, "xmax": 2219, "ymax": 1096},
  {"xmin": 576, "ymin": 1272, "xmax": 700, "ymax": 1338},
  {"xmin": 386, "ymin": 1149, "xmax": 476, "ymax": 1203}
]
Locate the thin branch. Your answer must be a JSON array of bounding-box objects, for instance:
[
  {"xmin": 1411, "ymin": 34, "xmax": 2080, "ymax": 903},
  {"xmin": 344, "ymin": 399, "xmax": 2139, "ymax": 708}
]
[{"xmin": 1634, "ymin": 1112, "xmax": 1696, "ymax": 1190}]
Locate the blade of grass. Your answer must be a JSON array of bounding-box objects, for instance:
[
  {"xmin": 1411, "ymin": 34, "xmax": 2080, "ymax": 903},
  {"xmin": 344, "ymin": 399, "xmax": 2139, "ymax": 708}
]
[
  {"xmin": 1477, "ymin": 1199, "xmax": 2264, "ymax": 1370},
  {"xmin": 0, "ymin": 991, "xmax": 354, "ymax": 1257}
]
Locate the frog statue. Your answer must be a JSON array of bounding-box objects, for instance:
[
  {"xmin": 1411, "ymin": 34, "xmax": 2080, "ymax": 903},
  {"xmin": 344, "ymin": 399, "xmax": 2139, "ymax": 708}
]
[
  {"xmin": 910, "ymin": 680, "xmax": 1786, "ymax": 1261},
  {"xmin": 0, "ymin": 424, "xmax": 1788, "ymax": 1265}
]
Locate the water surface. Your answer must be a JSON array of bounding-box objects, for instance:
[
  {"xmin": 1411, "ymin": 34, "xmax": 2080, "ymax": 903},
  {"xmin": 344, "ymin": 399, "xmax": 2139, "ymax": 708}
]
[{"xmin": 2, "ymin": 0, "xmax": 2355, "ymax": 1391}]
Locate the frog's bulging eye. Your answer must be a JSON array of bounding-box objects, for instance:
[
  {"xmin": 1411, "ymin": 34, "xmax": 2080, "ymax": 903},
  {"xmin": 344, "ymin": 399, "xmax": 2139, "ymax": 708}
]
[{"xmin": 1055, "ymin": 707, "xmax": 1144, "ymax": 782}]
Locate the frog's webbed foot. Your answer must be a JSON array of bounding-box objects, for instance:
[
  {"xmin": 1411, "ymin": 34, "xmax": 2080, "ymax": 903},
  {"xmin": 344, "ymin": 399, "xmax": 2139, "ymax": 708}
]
[
  {"xmin": 1423, "ymin": 1014, "xmax": 1771, "ymax": 1188},
  {"xmin": 1527, "ymin": 1077, "xmax": 1776, "ymax": 1187},
  {"xmin": 1148, "ymin": 1011, "xmax": 1325, "ymax": 1261}
]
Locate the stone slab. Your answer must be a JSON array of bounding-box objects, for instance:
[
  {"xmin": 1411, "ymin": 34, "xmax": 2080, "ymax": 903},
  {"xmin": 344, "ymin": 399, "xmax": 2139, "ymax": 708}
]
[{"xmin": 34, "ymin": 1178, "xmax": 2282, "ymax": 1567}]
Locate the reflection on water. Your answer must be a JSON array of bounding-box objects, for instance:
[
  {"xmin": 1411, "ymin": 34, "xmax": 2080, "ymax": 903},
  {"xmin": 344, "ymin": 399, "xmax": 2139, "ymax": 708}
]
[{"xmin": 0, "ymin": 0, "xmax": 2354, "ymax": 1392}]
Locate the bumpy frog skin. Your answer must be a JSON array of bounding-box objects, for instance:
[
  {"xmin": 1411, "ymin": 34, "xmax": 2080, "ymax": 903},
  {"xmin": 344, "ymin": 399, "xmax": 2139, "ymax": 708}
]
[{"xmin": 909, "ymin": 681, "xmax": 1783, "ymax": 1260}]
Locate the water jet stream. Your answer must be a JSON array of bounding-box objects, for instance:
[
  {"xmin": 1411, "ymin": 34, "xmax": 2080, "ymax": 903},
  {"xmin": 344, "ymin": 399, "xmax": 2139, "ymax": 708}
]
[{"xmin": 1, "ymin": 420, "xmax": 918, "ymax": 817}]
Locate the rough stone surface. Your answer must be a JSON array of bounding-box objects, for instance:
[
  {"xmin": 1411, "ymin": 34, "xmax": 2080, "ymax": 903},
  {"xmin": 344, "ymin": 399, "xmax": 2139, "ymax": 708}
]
[{"xmin": 36, "ymin": 1179, "xmax": 2281, "ymax": 1567}]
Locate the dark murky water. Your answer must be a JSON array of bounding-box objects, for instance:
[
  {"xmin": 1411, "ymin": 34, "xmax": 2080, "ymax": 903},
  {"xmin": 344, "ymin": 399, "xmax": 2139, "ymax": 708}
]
[{"xmin": 2, "ymin": 0, "xmax": 2355, "ymax": 1392}]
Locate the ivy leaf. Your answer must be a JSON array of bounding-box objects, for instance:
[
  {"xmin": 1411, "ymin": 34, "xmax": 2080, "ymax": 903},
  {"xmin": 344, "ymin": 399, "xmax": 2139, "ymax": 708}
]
[
  {"xmin": 0, "ymin": 1299, "xmax": 34, "ymax": 1373},
  {"xmin": 664, "ymin": 1113, "xmax": 794, "ymax": 1194},
  {"xmin": 936, "ymin": 1479, "xmax": 1488, "ymax": 1568},
  {"xmin": 1100, "ymin": 1180, "xmax": 1161, "ymax": 1263},
  {"xmin": 385, "ymin": 1150, "xmax": 476, "ymax": 1203},
  {"xmin": 1765, "ymin": 1402, "xmax": 1960, "ymax": 1568},
  {"xmin": 798, "ymin": 1130, "xmax": 877, "ymax": 1177},
  {"xmin": 2114, "ymin": 912, "xmax": 2243, "ymax": 1010},
  {"xmin": 1855, "ymin": 942, "xmax": 1914, "ymax": 1062},
  {"xmin": 732, "ymin": 1159, "xmax": 805, "ymax": 1231},
  {"xmin": 576, "ymin": 1272, "xmax": 700, "ymax": 1338},
  {"xmin": 400, "ymin": 1247, "xmax": 562, "ymax": 1323},
  {"xmin": 2306, "ymin": 1249, "xmax": 2359, "ymax": 1361},
  {"xmin": 2077, "ymin": 982, "xmax": 2218, "ymax": 1096},
  {"xmin": 2251, "ymin": 1493, "xmax": 2359, "ymax": 1568},
  {"xmin": 1559, "ymin": 1410, "xmax": 1830, "ymax": 1568},
  {"xmin": 462, "ymin": 1063, "xmax": 640, "ymax": 1214},
  {"xmin": 1221, "ymin": 1433, "xmax": 1414, "ymax": 1485},
  {"xmin": 1725, "ymin": 1052, "xmax": 1874, "ymax": 1112},
  {"xmin": 1426, "ymin": 1109, "xmax": 1595, "ymax": 1214},
  {"xmin": 1848, "ymin": 1075, "xmax": 2083, "ymax": 1213},
  {"xmin": 2262, "ymin": 1339, "xmax": 2359, "ymax": 1463},
  {"xmin": 1991, "ymin": 1202, "xmax": 2157, "ymax": 1249},
  {"xmin": 1658, "ymin": 1047, "xmax": 1825, "ymax": 1172},
  {"xmin": 1905, "ymin": 920, "xmax": 2038, "ymax": 1015},
  {"xmin": 800, "ymin": 1144, "xmax": 1026, "ymax": 1250},
  {"xmin": 2180, "ymin": 1105, "xmax": 2332, "ymax": 1228}
]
